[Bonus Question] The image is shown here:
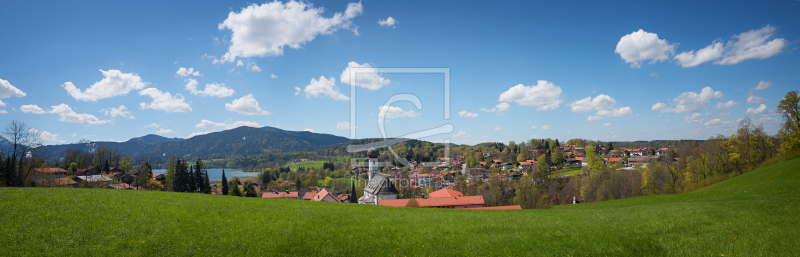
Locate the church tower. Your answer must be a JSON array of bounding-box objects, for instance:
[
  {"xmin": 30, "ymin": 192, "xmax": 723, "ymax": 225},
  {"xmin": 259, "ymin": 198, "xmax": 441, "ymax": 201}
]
[
  {"xmin": 367, "ymin": 147, "xmax": 379, "ymax": 180},
  {"xmin": 358, "ymin": 147, "xmax": 398, "ymax": 205}
]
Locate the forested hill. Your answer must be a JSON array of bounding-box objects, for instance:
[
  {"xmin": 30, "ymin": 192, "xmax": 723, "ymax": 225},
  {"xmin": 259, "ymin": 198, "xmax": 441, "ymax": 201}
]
[
  {"xmin": 36, "ymin": 134, "xmax": 185, "ymax": 159},
  {"xmin": 132, "ymin": 126, "xmax": 349, "ymax": 160}
]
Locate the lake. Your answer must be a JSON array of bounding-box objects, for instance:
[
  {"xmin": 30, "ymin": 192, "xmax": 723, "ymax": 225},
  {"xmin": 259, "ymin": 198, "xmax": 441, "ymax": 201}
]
[{"xmin": 151, "ymin": 168, "xmax": 256, "ymax": 182}]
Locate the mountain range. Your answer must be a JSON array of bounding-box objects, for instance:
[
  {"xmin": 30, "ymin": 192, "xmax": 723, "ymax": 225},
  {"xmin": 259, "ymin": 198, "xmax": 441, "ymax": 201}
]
[{"xmin": 36, "ymin": 126, "xmax": 350, "ymax": 161}]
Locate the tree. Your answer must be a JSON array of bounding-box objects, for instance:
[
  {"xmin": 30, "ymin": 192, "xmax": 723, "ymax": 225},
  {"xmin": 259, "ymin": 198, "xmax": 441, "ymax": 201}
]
[
  {"xmin": 120, "ymin": 156, "xmax": 133, "ymax": 172},
  {"xmin": 295, "ymin": 176, "xmax": 302, "ymax": 190},
  {"xmin": 324, "ymin": 177, "xmax": 333, "ymax": 188},
  {"xmin": 229, "ymin": 177, "xmax": 242, "ymax": 196},
  {"xmin": 221, "ymin": 169, "xmax": 229, "ymax": 195},
  {"xmin": 136, "ymin": 161, "xmax": 152, "ymax": 190},
  {"xmin": 2, "ymin": 121, "xmax": 42, "ymax": 187},
  {"xmin": 551, "ymin": 147, "xmax": 565, "ymax": 166},
  {"xmin": 777, "ymin": 90, "xmax": 800, "ymax": 156},
  {"xmin": 405, "ymin": 198, "xmax": 420, "ymax": 207},
  {"xmin": 195, "ymin": 159, "xmax": 210, "ymax": 194},
  {"xmin": 586, "ymin": 146, "xmax": 603, "ymax": 174},
  {"xmin": 164, "ymin": 156, "xmax": 178, "ymax": 191},
  {"xmin": 187, "ymin": 164, "xmax": 197, "ymax": 193},
  {"xmin": 244, "ymin": 181, "xmax": 257, "ymax": 197}
]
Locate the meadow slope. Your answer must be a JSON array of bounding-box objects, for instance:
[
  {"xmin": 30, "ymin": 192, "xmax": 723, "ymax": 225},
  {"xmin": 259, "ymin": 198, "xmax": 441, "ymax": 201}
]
[{"xmin": 1, "ymin": 159, "xmax": 799, "ymax": 256}]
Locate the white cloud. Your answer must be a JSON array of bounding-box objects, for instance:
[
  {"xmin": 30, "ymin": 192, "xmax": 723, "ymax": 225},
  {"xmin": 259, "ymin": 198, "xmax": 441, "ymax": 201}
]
[
  {"xmin": 497, "ymin": 80, "xmax": 562, "ymax": 110},
  {"xmin": 569, "ymin": 94, "xmax": 633, "ymax": 117},
  {"xmin": 247, "ymin": 62, "xmax": 262, "ymax": 72},
  {"xmin": 651, "ymin": 103, "xmax": 666, "ymax": 111},
  {"xmin": 587, "ymin": 116, "xmax": 602, "ymax": 121},
  {"xmin": 62, "ymin": 69, "xmax": 148, "ymax": 101},
  {"xmin": 569, "ymin": 94, "xmax": 616, "ymax": 113},
  {"xmin": 615, "ymin": 29, "xmax": 676, "ymax": 68},
  {"xmin": 196, "ymin": 119, "xmax": 227, "ymax": 128},
  {"xmin": 747, "ymin": 94, "xmax": 767, "ymax": 105},
  {"xmin": 156, "ymin": 129, "xmax": 177, "ymax": 134},
  {"xmin": 378, "ymin": 17, "xmax": 397, "ymax": 28},
  {"xmin": 752, "ymin": 81, "xmax": 772, "ymax": 91},
  {"xmin": 187, "ymin": 131, "xmax": 215, "ymax": 138},
  {"xmin": 340, "ymin": 62, "xmax": 391, "ymax": 90},
  {"xmin": 683, "ymin": 113, "xmax": 704, "ymax": 123},
  {"xmin": 303, "ymin": 128, "xmax": 315, "ymax": 132},
  {"xmin": 653, "ymin": 87, "xmax": 723, "ymax": 113},
  {"xmin": 225, "ymin": 94, "xmax": 271, "ymax": 115},
  {"xmin": 70, "ymin": 133, "xmax": 77, "ymax": 137},
  {"xmin": 297, "ymin": 76, "xmax": 349, "ymax": 101},
  {"xmin": 0, "ymin": 78, "xmax": 26, "ymax": 98},
  {"xmin": 139, "ymin": 88, "xmax": 192, "ymax": 113},
  {"xmin": 48, "ymin": 104, "xmax": 112, "ymax": 125},
  {"xmin": 452, "ymin": 131, "xmax": 470, "ymax": 138},
  {"xmin": 39, "ymin": 130, "xmax": 63, "ymax": 143},
  {"xmin": 185, "ymin": 80, "xmax": 235, "ymax": 98},
  {"xmin": 479, "ymin": 103, "xmax": 511, "ymax": 113},
  {"xmin": 144, "ymin": 123, "xmax": 159, "ymax": 128},
  {"xmin": 176, "ymin": 67, "xmax": 202, "ymax": 77},
  {"xmin": 378, "ymin": 106, "xmax": 419, "ymax": 119},
  {"xmin": 595, "ymin": 107, "xmax": 634, "ymax": 117},
  {"xmin": 715, "ymin": 25, "xmax": 787, "ymax": 65},
  {"xmin": 674, "ymin": 41, "xmax": 724, "ymax": 67},
  {"xmin": 542, "ymin": 125, "xmax": 552, "ymax": 130},
  {"xmin": 458, "ymin": 110, "xmax": 479, "ymax": 118},
  {"xmin": 716, "ymin": 100, "xmax": 739, "ymax": 110},
  {"xmin": 494, "ymin": 127, "xmax": 501, "ymax": 131},
  {"xmin": 744, "ymin": 104, "xmax": 768, "ymax": 115},
  {"xmin": 237, "ymin": 60, "xmax": 244, "ymax": 67},
  {"xmin": 216, "ymin": 1, "xmax": 363, "ymax": 63},
  {"xmin": 603, "ymin": 123, "xmax": 612, "ymax": 127},
  {"xmin": 21, "ymin": 104, "xmax": 46, "ymax": 114},
  {"xmin": 336, "ymin": 121, "xmax": 355, "ymax": 130},
  {"xmin": 704, "ymin": 119, "xmax": 722, "ymax": 126},
  {"xmin": 271, "ymin": 74, "xmax": 278, "ymax": 79},
  {"xmin": 530, "ymin": 126, "xmax": 538, "ymax": 129},
  {"xmin": 225, "ymin": 121, "xmax": 261, "ymax": 129},
  {"xmin": 101, "ymin": 105, "xmax": 134, "ymax": 119}
]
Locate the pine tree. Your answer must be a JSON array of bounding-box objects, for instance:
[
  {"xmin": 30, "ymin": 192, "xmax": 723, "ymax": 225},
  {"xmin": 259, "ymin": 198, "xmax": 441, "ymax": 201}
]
[
  {"xmin": 187, "ymin": 164, "xmax": 196, "ymax": 193},
  {"xmin": 349, "ymin": 182, "xmax": 357, "ymax": 203},
  {"xmin": 194, "ymin": 159, "xmax": 204, "ymax": 193},
  {"xmin": 244, "ymin": 181, "xmax": 257, "ymax": 197},
  {"xmin": 221, "ymin": 169, "xmax": 229, "ymax": 195}
]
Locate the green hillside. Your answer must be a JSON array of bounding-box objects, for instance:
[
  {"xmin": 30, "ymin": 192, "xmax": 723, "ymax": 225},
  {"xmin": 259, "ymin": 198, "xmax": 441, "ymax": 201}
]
[{"xmin": 2, "ymin": 159, "xmax": 799, "ymax": 256}]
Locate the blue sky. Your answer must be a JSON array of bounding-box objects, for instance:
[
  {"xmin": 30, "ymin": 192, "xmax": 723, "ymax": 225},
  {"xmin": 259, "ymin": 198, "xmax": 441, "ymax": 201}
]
[{"xmin": 0, "ymin": 0, "xmax": 798, "ymax": 145}]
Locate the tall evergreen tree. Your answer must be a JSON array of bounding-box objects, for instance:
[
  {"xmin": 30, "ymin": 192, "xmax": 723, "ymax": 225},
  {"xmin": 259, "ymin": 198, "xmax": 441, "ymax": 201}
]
[
  {"xmin": 244, "ymin": 181, "xmax": 257, "ymax": 197},
  {"xmin": 221, "ymin": 169, "xmax": 229, "ymax": 195},
  {"xmin": 202, "ymin": 170, "xmax": 211, "ymax": 194},
  {"xmin": 194, "ymin": 159, "xmax": 204, "ymax": 193},
  {"xmin": 349, "ymin": 182, "xmax": 357, "ymax": 203},
  {"xmin": 164, "ymin": 156, "xmax": 178, "ymax": 191},
  {"xmin": 187, "ymin": 164, "xmax": 197, "ymax": 193}
]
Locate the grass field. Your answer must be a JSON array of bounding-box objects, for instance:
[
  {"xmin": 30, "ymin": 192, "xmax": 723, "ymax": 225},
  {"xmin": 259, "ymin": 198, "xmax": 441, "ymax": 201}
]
[
  {"xmin": 284, "ymin": 160, "xmax": 326, "ymax": 171},
  {"xmin": 2, "ymin": 159, "xmax": 799, "ymax": 256},
  {"xmin": 550, "ymin": 166, "xmax": 583, "ymax": 177}
]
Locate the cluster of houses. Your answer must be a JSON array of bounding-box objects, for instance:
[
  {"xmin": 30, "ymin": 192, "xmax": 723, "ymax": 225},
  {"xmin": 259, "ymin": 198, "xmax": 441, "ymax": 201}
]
[{"xmin": 30, "ymin": 166, "xmax": 166, "ymax": 189}]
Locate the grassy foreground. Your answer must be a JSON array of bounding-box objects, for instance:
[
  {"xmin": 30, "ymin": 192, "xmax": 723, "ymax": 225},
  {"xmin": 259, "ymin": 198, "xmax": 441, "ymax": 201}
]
[{"xmin": 2, "ymin": 160, "xmax": 799, "ymax": 256}]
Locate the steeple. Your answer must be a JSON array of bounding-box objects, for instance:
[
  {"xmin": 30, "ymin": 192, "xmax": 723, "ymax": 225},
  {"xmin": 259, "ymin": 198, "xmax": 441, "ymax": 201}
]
[{"xmin": 367, "ymin": 147, "xmax": 379, "ymax": 180}]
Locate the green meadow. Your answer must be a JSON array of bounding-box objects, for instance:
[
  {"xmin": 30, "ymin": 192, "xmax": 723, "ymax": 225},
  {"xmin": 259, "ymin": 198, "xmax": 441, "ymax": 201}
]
[{"xmin": 1, "ymin": 159, "xmax": 799, "ymax": 256}]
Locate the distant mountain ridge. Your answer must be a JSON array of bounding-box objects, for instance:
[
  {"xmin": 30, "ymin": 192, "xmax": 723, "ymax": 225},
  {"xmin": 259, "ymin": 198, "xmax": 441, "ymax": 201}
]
[{"xmin": 36, "ymin": 126, "xmax": 349, "ymax": 161}]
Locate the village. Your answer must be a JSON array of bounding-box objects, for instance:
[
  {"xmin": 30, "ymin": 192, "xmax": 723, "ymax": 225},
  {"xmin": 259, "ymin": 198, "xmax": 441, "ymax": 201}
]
[{"xmin": 27, "ymin": 142, "xmax": 681, "ymax": 210}]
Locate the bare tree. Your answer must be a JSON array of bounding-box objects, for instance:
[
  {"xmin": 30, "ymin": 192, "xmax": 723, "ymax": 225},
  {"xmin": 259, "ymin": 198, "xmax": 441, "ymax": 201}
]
[{"xmin": 2, "ymin": 120, "xmax": 41, "ymax": 187}]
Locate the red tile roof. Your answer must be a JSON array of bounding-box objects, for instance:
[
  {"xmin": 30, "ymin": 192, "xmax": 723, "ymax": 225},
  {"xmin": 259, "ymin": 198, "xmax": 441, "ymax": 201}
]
[
  {"xmin": 429, "ymin": 188, "xmax": 464, "ymax": 198},
  {"xmin": 379, "ymin": 199, "xmax": 410, "ymax": 207},
  {"xmin": 379, "ymin": 195, "xmax": 485, "ymax": 208},
  {"xmin": 34, "ymin": 177, "xmax": 76, "ymax": 186},
  {"xmin": 35, "ymin": 167, "xmax": 69, "ymax": 174},
  {"xmin": 303, "ymin": 190, "xmax": 319, "ymax": 200},
  {"xmin": 262, "ymin": 191, "xmax": 299, "ymax": 199}
]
